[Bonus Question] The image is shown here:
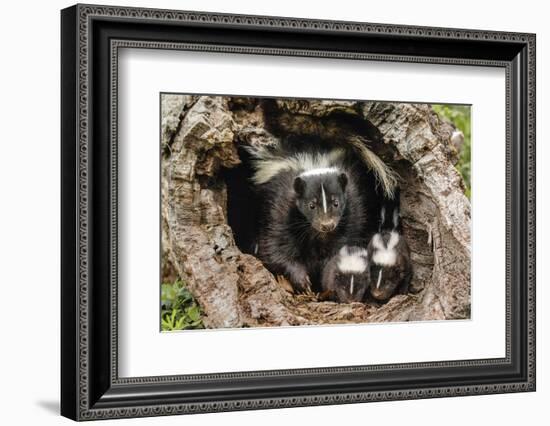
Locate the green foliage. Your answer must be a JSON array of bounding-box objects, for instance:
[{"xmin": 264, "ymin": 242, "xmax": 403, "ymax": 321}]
[
  {"xmin": 432, "ymin": 104, "xmax": 471, "ymax": 198},
  {"xmin": 161, "ymin": 280, "xmax": 204, "ymax": 331}
]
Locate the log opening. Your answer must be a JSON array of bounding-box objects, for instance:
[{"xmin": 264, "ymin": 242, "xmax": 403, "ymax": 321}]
[{"xmin": 161, "ymin": 94, "xmax": 471, "ymax": 329}]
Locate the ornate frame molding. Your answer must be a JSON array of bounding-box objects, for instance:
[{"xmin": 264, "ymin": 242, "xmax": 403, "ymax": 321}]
[{"xmin": 61, "ymin": 4, "xmax": 536, "ymax": 421}]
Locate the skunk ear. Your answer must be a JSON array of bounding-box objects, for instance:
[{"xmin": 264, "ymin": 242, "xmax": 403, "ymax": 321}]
[
  {"xmin": 293, "ymin": 176, "xmax": 306, "ymax": 196},
  {"xmin": 338, "ymin": 173, "xmax": 348, "ymax": 190}
]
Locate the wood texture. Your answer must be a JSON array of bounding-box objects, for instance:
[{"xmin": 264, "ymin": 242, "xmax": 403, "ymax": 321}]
[{"xmin": 161, "ymin": 95, "xmax": 471, "ymax": 328}]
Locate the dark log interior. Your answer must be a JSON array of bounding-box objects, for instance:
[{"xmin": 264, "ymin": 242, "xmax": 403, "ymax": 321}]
[{"xmin": 222, "ymin": 148, "xmax": 262, "ymax": 256}]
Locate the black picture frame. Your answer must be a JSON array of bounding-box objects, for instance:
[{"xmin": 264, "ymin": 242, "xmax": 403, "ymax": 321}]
[{"xmin": 61, "ymin": 4, "xmax": 536, "ymax": 421}]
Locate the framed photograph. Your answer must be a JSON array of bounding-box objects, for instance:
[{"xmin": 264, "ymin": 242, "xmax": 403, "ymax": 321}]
[{"xmin": 61, "ymin": 4, "xmax": 536, "ymax": 421}]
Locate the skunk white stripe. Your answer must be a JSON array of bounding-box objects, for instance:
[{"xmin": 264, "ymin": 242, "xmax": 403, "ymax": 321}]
[
  {"xmin": 372, "ymin": 231, "xmax": 400, "ymax": 266},
  {"xmin": 373, "ymin": 251, "xmax": 396, "ymax": 266},
  {"xmin": 321, "ymin": 183, "xmax": 327, "ymax": 213},
  {"xmin": 376, "ymin": 270, "xmax": 383, "ymax": 289},
  {"xmin": 299, "ymin": 167, "xmax": 339, "ymax": 178},
  {"xmin": 350, "ymin": 275, "xmax": 354, "ymax": 295},
  {"xmin": 357, "ymin": 248, "xmax": 369, "ymax": 257},
  {"xmin": 372, "ymin": 232, "xmax": 400, "ymax": 251},
  {"xmin": 387, "ymin": 231, "xmax": 400, "ymax": 250},
  {"xmin": 249, "ymin": 149, "xmax": 345, "ymax": 185},
  {"xmin": 392, "ymin": 208, "xmax": 399, "ymax": 229},
  {"xmin": 338, "ymin": 254, "xmax": 367, "ymax": 273}
]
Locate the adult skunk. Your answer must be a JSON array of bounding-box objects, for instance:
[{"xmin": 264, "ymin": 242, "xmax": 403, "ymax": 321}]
[
  {"xmin": 367, "ymin": 199, "xmax": 413, "ymax": 302},
  {"xmin": 320, "ymin": 245, "xmax": 370, "ymax": 303},
  {"xmin": 247, "ymin": 138, "xmax": 396, "ymax": 293}
]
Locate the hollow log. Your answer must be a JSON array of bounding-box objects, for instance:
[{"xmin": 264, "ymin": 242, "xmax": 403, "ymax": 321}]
[{"xmin": 161, "ymin": 94, "xmax": 470, "ymax": 328}]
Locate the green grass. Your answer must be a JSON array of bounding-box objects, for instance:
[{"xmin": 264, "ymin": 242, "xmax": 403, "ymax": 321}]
[
  {"xmin": 432, "ymin": 104, "xmax": 471, "ymax": 198},
  {"xmin": 161, "ymin": 280, "xmax": 205, "ymax": 331}
]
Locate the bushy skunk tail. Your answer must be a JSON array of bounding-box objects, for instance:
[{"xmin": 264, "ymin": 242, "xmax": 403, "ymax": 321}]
[
  {"xmin": 347, "ymin": 135, "xmax": 399, "ymax": 199},
  {"xmin": 245, "ymin": 135, "xmax": 398, "ymax": 198},
  {"xmin": 245, "ymin": 143, "xmax": 346, "ymax": 185}
]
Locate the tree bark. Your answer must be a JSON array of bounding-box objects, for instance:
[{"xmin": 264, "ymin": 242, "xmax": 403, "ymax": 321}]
[{"xmin": 161, "ymin": 94, "xmax": 470, "ymax": 328}]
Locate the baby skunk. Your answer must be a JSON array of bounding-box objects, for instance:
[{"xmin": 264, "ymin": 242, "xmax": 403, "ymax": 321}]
[
  {"xmin": 248, "ymin": 145, "xmax": 371, "ymax": 293},
  {"xmin": 321, "ymin": 245, "xmax": 370, "ymax": 303},
  {"xmin": 367, "ymin": 202, "xmax": 412, "ymax": 302}
]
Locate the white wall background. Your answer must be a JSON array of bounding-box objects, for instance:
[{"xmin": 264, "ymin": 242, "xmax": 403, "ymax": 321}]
[{"xmin": 0, "ymin": 0, "xmax": 546, "ymax": 424}]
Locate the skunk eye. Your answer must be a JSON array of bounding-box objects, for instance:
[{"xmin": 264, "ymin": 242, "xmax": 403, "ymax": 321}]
[
  {"xmin": 309, "ymin": 202, "xmax": 316, "ymax": 210},
  {"xmin": 333, "ymin": 200, "xmax": 339, "ymax": 207}
]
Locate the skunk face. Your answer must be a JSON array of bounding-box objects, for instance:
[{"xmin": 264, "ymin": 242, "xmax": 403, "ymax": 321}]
[
  {"xmin": 323, "ymin": 245, "xmax": 370, "ymax": 303},
  {"xmin": 332, "ymin": 270, "xmax": 369, "ymax": 303},
  {"xmin": 367, "ymin": 230, "xmax": 410, "ymax": 302},
  {"xmin": 369, "ymin": 264, "xmax": 403, "ymax": 301},
  {"xmin": 293, "ymin": 169, "xmax": 348, "ymax": 234}
]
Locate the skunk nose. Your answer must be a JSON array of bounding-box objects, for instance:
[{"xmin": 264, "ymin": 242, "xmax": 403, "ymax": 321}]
[
  {"xmin": 370, "ymin": 287, "xmax": 390, "ymax": 302},
  {"xmin": 319, "ymin": 221, "xmax": 336, "ymax": 232}
]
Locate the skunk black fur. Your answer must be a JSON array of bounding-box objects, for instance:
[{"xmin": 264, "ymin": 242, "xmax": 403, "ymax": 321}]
[
  {"xmin": 321, "ymin": 245, "xmax": 370, "ymax": 303},
  {"xmin": 251, "ymin": 143, "xmax": 376, "ymax": 293},
  {"xmin": 367, "ymin": 199, "xmax": 413, "ymax": 302}
]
